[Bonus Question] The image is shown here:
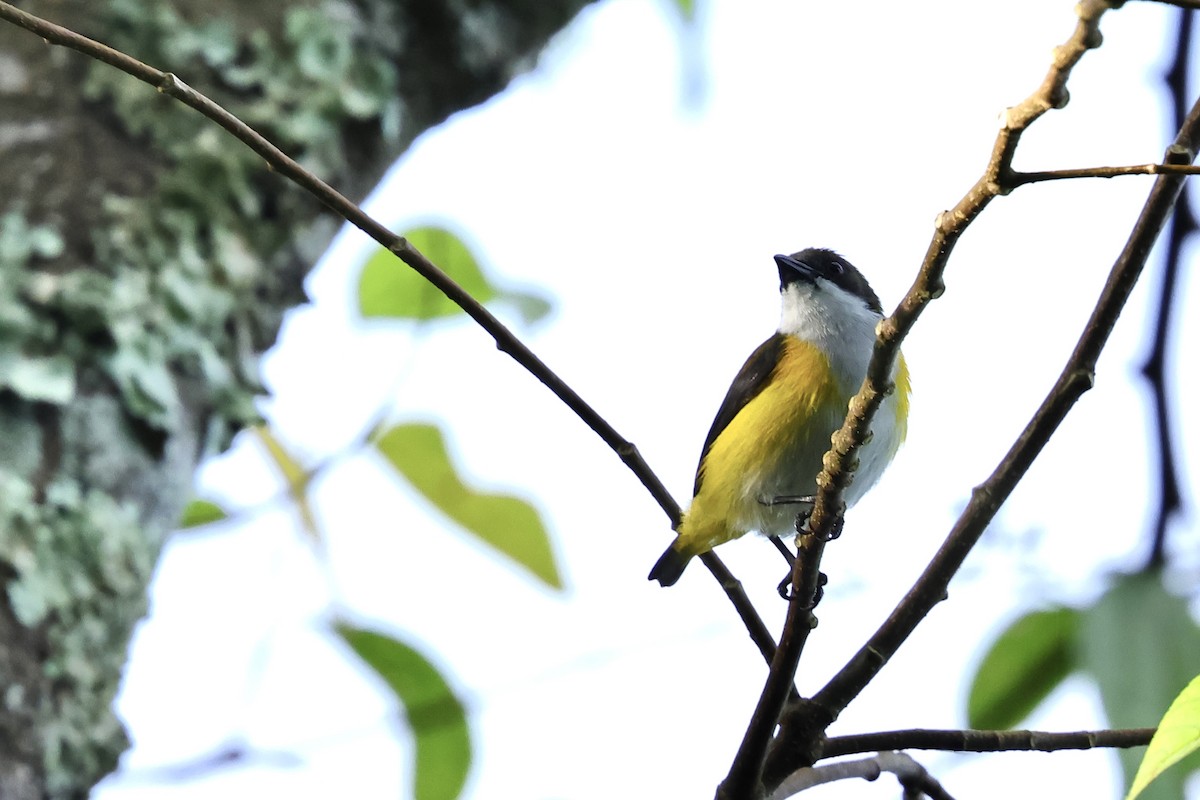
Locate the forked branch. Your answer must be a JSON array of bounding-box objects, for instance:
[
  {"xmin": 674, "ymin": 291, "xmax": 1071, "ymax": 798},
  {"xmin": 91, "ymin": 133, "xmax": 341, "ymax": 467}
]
[{"xmin": 722, "ymin": 3, "xmax": 1126, "ymax": 795}]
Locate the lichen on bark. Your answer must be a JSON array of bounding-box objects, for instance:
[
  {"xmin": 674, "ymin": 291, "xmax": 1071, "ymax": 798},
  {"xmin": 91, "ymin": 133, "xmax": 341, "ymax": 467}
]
[{"xmin": 0, "ymin": 0, "xmax": 593, "ymax": 795}]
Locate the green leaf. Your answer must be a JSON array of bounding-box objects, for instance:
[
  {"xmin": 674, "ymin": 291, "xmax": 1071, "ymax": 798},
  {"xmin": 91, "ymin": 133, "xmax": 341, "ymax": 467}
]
[
  {"xmin": 357, "ymin": 226, "xmax": 550, "ymax": 323},
  {"xmin": 254, "ymin": 426, "xmax": 321, "ymax": 541},
  {"xmin": 1127, "ymin": 673, "xmax": 1200, "ymax": 800},
  {"xmin": 967, "ymin": 607, "xmax": 1080, "ymax": 730},
  {"xmin": 178, "ymin": 498, "xmax": 228, "ymax": 528},
  {"xmin": 372, "ymin": 422, "xmax": 563, "ymax": 589},
  {"xmin": 673, "ymin": 0, "xmax": 696, "ymax": 20},
  {"xmin": 358, "ymin": 227, "xmax": 491, "ymax": 320},
  {"xmin": 1082, "ymin": 571, "xmax": 1200, "ymax": 799},
  {"xmin": 335, "ymin": 623, "xmax": 471, "ymax": 800}
]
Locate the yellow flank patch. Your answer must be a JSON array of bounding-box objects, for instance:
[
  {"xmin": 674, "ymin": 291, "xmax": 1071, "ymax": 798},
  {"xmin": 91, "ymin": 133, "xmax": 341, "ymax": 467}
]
[
  {"xmin": 894, "ymin": 353, "xmax": 911, "ymax": 445},
  {"xmin": 676, "ymin": 337, "xmax": 843, "ymax": 556}
]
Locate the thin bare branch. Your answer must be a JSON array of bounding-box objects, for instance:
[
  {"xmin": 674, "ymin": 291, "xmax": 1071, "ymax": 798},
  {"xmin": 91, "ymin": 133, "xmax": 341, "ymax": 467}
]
[
  {"xmin": 701, "ymin": 553, "xmax": 790, "ymax": 674},
  {"xmin": 1009, "ymin": 162, "xmax": 1200, "ymax": 185},
  {"xmin": 822, "ymin": 727, "xmax": 1156, "ymax": 758},
  {"xmin": 719, "ymin": 532, "xmax": 827, "ymax": 799},
  {"xmin": 1, "ymin": 3, "xmax": 673, "ymax": 518},
  {"xmin": 115, "ymin": 743, "xmax": 303, "ymax": 785},
  {"xmin": 0, "ymin": 3, "xmax": 783, "ymax": 661},
  {"xmin": 1142, "ymin": 6, "xmax": 1194, "ymax": 568},
  {"xmin": 768, "ymin": 752, "xmax": 956, "ymax": 800}
]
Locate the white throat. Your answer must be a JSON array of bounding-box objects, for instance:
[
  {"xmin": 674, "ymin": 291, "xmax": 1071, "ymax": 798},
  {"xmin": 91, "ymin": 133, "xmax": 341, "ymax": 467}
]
[{"xmin": 779, "ymin": 281, "xmax": 882, "ymax": 395}]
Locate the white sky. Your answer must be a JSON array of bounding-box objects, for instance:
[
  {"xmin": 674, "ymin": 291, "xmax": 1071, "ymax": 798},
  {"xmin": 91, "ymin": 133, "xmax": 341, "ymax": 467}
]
[{"xmin": 95, "ymin": 1, "xmax": 1199, "ymax": 798}]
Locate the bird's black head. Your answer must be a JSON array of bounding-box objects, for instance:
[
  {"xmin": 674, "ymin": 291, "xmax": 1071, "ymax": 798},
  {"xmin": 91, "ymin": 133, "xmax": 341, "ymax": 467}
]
[{"xmin": 774, "ymin": 248, "xmax": 882, "ymax": 314}]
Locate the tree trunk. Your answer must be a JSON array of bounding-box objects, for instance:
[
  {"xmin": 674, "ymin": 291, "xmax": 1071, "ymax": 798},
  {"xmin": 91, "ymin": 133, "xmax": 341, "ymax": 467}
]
[{"xmin": 0, "ymin": 1, "xmax": 593, "ymax": 795}]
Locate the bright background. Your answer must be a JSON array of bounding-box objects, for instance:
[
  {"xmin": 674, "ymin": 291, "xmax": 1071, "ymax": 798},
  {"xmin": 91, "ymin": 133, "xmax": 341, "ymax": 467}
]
[{"xmin": 96, "ymin": 1, "xmax": 1199, "ymax": 798}]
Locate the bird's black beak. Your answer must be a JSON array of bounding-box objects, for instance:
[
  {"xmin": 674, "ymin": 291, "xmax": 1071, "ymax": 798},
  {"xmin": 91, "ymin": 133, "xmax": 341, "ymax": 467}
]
[{"xmin": 774, "ymin": 253, "xmax": 816, "ymax": 286}]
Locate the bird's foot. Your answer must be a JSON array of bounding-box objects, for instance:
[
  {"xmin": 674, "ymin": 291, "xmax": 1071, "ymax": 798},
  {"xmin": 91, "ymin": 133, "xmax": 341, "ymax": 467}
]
[{"xmin": 777, "ymin": 570, "xmax": 827, "ymax": 605}]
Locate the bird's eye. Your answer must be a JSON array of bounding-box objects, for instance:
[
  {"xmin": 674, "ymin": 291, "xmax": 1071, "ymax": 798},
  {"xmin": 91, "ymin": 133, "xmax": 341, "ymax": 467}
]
[{"xmin": 830, "ymin": 261, "xmax": 845, "ymax": 275}]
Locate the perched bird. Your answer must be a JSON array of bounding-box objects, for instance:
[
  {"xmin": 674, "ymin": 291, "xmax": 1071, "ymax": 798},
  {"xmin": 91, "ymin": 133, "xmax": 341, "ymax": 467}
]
[{"xmin": 648, "ymin": 248, "xmax": 910, "ymax": 587}]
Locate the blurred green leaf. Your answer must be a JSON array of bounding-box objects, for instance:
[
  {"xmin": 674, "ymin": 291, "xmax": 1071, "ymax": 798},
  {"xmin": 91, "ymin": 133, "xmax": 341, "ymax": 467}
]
[
  {"xmin": 336, "ymin": 623, "xmax": 471, "ymax": 800},
  {"xmin": 1127, "ymin": 673, "xmax": 1200, "ymax": 800},
  {"xmin": 1083, "ymin": 571, "xmax": 1200, "ymax": 800},
  {"xmin": 372, "ymin": 422, "xmax": 563, "ymax": 589},
  {"xmin": 967, "ymin": 607, "xmax": 1080, "ymax": 730},
  {"xmin": 673, "ymin": 0, "xmax": 695, "ymax": 20},
  {"xmin": 254, "ymin": 426, "xmax": 321, "ymax": 541},
  {"xmin": 505, "ymin": 290, "xmax": 553, "ymax": 326},
  {"xmin": 357, "ymin": 226, "xmax": 550, "ymax": 323},
  {"xmin": 178, "ymin": 498, "xmax": 228, "ymax": 528}
]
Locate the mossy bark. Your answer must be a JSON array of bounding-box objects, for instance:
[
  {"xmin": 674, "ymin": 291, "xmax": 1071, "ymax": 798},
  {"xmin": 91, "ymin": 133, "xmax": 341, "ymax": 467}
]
[{"xmin": 0, "ymin": 0, "xmax": 593, "ymax": 795}]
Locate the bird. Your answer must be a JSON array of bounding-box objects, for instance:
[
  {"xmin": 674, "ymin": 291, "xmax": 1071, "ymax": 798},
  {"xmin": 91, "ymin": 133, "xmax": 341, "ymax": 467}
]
[{"xmin": 648, "ymin": 248, "xmax": 910, "ymax": 588}]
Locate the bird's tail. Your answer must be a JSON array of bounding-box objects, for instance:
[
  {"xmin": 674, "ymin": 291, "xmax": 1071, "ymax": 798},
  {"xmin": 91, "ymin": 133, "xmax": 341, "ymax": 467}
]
[{"xmin": 648, "ymin": 544, "xmax": 692, "ymax": 587}]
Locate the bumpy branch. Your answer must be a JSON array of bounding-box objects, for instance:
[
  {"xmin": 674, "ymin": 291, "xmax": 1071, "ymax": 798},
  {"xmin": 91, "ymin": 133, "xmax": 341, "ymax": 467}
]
[
  {"xmin": 807, "ymin": 0, "xmax": 1114, "ymax": 541},
  {"xmin": 821, "ymin": 726, "xmax": 1156, "ymax": 758},
  {"xmin": 716, "ymin": 3, "xmax": 1124, "ymax": 796}
]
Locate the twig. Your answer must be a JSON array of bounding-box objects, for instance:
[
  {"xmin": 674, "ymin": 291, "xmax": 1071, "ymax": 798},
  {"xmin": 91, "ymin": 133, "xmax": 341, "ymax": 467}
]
[
  {"xmin": 701, "ymin": 552, "xmax": 790, "ymax": 673},
  {"xmin": 0, "ymin": 4, "xmax": 783, "ymax": 658},
  {"xmin": 768, "ymin": 752, "xmax": 956, "ymax": 800},
  {"xmin": 1137, "ymin": 0, "xmax": 1200, "ymax": 9},
  {"xmin": 1009, "ymin": 162, "xmax": 1200, "ymax": 185},
  {"xmin": 752, "ymin": 1, "xmax": 1120, "ymax": 792},
  {"xmin": 1141, "ymin": 6, "xmax": 1194, "ymax": 568},
  {"xmin": 803, "ymin": 0, "xmax": 1113, "ymax": 545},
  {"xmin": 115, "ymin": 742, "xmax": 303, "ymax": 784},
  {"xmin": 719, "ymin": 532, "xmax": 827, "ymax": 799},
  {"xmin": 809, "ymin": 78, "xmax": 1200, "ymax": 744},
  {"xmin": 822, "ymin": 727, "xmax": 1156, "ymax": 758}
]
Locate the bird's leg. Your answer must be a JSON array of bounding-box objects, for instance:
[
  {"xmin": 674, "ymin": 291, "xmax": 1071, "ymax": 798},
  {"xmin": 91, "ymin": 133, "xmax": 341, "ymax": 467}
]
[
  {"xmin": 762, "ymin": 493, "xmax": 839, "ymax": 541},
  {"xmin": 770, "ymin": 536, "xmax": 795, "ymax": 565},
  {"xmin": 760, "ymin": 495, "xmax": 837, "ymax": 599},
  {"xmin": 771, "ymin": 537, "xmax": 795, "ymax": 599},
  {"xmin": 769, "ymin": 537, "xmax": 827, "ymax": 604},
  {"xmin": 764, "ymin": 493, "xmax": 846, "ymax": 542},
  {"xmin": 761, "ymin": 495, "xmax": 841, "ymax": 601},
  {"xmin": 762, "ymin": 494, "xmax": 815, "ymax": 508}
]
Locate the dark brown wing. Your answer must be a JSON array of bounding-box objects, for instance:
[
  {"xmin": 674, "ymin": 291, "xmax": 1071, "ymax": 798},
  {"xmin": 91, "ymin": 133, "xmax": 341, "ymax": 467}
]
[{"xmin": 691, "ymin": 332, "xmax": 785, "ymax": 497}]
